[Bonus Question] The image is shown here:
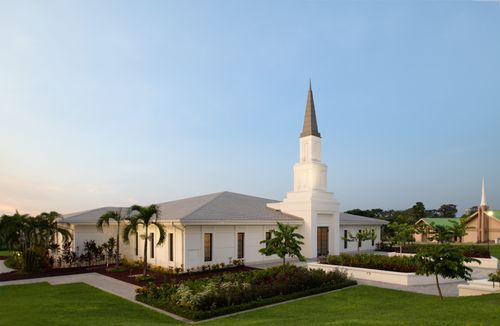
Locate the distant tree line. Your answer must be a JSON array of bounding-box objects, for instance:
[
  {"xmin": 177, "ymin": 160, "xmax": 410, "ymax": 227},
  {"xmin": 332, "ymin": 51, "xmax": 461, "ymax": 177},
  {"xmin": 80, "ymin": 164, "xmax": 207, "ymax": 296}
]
[{"xmin": 345, "ymin": 202, "xmax": 477, "ymax": 225}]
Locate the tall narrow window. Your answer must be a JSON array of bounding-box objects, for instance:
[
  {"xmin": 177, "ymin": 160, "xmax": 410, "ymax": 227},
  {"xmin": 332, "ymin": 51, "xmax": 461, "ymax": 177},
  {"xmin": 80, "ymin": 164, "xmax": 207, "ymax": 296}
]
[
  {"xmin": 237, "ymin": 232, "xmax": 245, "ymax": 259},
  {"xmin": 150, "ymin": 233, "xmax": 155, "ymax": 259},
  {"xmin": 371, "ymin": 229, "xmax": 375, "ymax": 246},
  {"xmin": 343, "ymin": 230, "xmax": 348, "ymax": 249},
  {"xmin": 135, "ymin": 232, "xmax": 139, "ymax": 256},
  {"xmin": 169, "ymin": 233, "xmax": 174, "ymax": 262},
  {"xmin": 204, "ymin": 233, "xmax": 212, "ymax": 262},
  {"xmin": 265, "ymin": 231, "xmax": 271, "ymax": 248}
]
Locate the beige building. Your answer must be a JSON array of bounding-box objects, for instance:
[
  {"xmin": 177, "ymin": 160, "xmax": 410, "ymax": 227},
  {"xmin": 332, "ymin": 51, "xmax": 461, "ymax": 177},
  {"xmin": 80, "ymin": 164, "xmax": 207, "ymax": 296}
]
[{"xmin": 415, "ymin": 179, "xmax": 500, "ymax": 244}]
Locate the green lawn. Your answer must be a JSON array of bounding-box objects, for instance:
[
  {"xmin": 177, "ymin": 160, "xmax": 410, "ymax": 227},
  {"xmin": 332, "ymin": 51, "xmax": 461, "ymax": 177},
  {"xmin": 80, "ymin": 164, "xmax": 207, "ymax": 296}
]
[
  {"xmin": 0, "ymin": 250, "xmax": 14, "ymax": 257},
  {"xmin": 490, "ymin": 244, "xmax": 500, "ymax": 259},
  {"xmin": 1, "ymin": 282, "xmax": 499, "ymax": 325},
  {"xmin": 0, "ymin": 283, "xmax": 179, "ymax": 325}
]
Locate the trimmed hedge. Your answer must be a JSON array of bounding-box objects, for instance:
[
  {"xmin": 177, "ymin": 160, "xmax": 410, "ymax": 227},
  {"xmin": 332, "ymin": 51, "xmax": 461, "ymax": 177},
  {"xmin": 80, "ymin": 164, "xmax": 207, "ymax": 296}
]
[
  {"xmin": 377, "ymin": 242, "xmax": 491, "ymax": 258},
  {"xmin": 136, "ymin": 264, "xmax": 356, "ymax": 320},
  {"xmin": 391, "ymin": 244, "xmax": 491, "ymax": 258},
  {"xmin": 322, "ymin": 254, "xmax": 418, "ymax": 273}
]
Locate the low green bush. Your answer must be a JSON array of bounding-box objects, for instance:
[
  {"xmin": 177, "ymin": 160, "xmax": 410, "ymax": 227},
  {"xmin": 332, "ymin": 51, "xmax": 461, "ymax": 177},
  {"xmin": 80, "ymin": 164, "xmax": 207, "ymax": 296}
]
[
  {"xmin": 402, "ymin": 244, "xmax": 490, "ymax": 258},
  {"xmin": 323, "ymin": 254, "xmax": 418, "ymax": 273},
  {"xmin": 106, "ymin": 266, "xmax": 127, "ymax": 273},
  {"xmin": 135, "ymin": 274, "xmax": 155, "ymax": 282},
  {"xmin": 136, "ymin": 264, "xmax": 355, "ymax": 320}
]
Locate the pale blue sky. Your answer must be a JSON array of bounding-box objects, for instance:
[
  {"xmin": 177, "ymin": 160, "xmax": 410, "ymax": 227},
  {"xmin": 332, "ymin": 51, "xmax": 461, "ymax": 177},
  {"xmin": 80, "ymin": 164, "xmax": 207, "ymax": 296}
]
[{"xmin": 1, "ymin": 0, "xmax": 499, "ymax": 215}]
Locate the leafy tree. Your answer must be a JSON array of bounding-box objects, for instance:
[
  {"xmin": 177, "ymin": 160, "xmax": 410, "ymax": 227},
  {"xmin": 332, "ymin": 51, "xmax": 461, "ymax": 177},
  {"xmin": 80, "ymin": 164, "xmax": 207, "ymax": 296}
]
[
  {"xmin": 386, "ymin": 223, "xmax": 415, "ymax": 253},
  {"xmin": 123, "ymin": 204, "xmax": 165, "ymax": 276},
  {"xmin": 465, "ymin": 206, "xmax": 478, "ymax": 216},
  {"xmin": 427, "ymin": 223, "xmax": 454, "ymax": 243},
  {"xmin": 259, "ymin": 222, "xmax": 305, "ymax": 265},
  {"xmin": 97, "ymin": 208, "xmax": 127, "ymax": 266},
  {"xmin": 415, "ymin": 245, "xmax": 478, "ymax": 299},
  {"xmin": 437, "ymin": 204, "xmax": 457, "ymax": 218},
  {"xmin": 0, "ymin": 212, "xmax": 26, "ymax": 249},
  {"xmin": 342, "ymin": 229, "xmax": 376, "ymax": 253},
  {"xmin": 412, "ymin": 202, "xmax": 426, "ymax": 221},
  {"xmin": 1, "ymin": 211, "xmax": 72, "ymax": 272},
  {"xmin": 449, "ymin": 217, "xmax": 469, "ymax": 242}
]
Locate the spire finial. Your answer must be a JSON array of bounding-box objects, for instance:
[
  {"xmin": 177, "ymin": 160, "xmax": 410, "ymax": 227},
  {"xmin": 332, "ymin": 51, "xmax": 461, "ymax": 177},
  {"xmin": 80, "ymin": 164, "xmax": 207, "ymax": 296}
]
[
  {"xmin": 300, "ymin": 81, "xmax": 321, "ymax": 138},
  {"xmin": 481, "ymin": 177, "xmax": 487, "ymax": 207}
]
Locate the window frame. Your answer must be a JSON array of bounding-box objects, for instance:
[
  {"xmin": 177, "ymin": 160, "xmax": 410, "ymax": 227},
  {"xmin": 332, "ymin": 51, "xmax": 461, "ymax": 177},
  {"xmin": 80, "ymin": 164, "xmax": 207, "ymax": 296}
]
[
  {"xmin": 237, "ymin": 232, "xmax": 245, "ymax": 259},
  {"xmin": 204, "ymin": 233, "xmax": 212, "ymax": 262},
  {"xmin": 150, "ymin": 232, "xmax": 155, "ymax": 259},
  {"xmin": 169, "ymin": 233, "xmax": 174, "ymax": 262}
]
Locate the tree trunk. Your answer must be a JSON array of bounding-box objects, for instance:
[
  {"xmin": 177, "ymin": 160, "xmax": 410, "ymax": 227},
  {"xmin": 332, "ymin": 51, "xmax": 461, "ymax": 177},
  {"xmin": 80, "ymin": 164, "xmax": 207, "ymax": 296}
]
[
  {"xmin": 116, "ymin": 221, "xmax": 120, "ymax": 267},
  {"xmin": 435, "ymin": 274, "xmax": 443, "ymax": 299},
  {"xmin": 400, "ymin": 244, "xmax": 403, "ymax": 254},
  {"xmin": 282, "ymin": 256, "xmax": 286, "ymax": 265},
  {"xmin": 143, "ymin": 225, "xmax": 148, "ymax": 276}
]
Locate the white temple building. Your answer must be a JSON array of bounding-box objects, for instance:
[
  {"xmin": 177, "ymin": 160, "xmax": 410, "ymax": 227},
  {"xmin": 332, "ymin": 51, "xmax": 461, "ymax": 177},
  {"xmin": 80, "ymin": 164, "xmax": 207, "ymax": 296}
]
[{"xmin": 62, "ymin": 84, "xmax": 387, "ymax": 269}]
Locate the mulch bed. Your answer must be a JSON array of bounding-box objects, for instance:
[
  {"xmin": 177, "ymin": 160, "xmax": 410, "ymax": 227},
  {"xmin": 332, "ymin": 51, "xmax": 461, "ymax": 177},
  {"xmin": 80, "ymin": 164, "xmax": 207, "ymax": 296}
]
[
  {"xmin": 99, "ymin": 265, "xmax": 255, "ymax": 286},
  {"xmin": 0, "ymin": 265, "xmax": 109, "ymax": 282},
  {"xmin": 0, "ymin": 264, "xmax": 255, "ymax": 286}
]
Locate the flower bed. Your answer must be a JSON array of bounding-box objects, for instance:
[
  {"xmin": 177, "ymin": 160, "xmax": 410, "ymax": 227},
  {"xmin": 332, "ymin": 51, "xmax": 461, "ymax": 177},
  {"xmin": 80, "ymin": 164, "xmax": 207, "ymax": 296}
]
[
  {"xmin": 136, "ymin": 264, "xmax": 356, "ymax": 320},
  {"xmin": 321, "ymin": 254, "xmax": 418, "ymax": 273}
]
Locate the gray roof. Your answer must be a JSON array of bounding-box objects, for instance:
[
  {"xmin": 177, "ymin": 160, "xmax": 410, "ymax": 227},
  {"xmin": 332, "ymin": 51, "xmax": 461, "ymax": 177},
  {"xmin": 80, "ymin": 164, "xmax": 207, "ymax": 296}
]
[
  {"xmin": 300, "ymin": 81, "xmax": 321, "ymax": 138},
  {"xmin": 62, "ymin": 207, "xmax": 127, "ymax": 224},
  {"xmin": 62, "ymin": 191, "xmax": 303, "ymax": 225},
  {"xmin": 340, "ymin": 213, "xmax": 389, "ymax": 226}
]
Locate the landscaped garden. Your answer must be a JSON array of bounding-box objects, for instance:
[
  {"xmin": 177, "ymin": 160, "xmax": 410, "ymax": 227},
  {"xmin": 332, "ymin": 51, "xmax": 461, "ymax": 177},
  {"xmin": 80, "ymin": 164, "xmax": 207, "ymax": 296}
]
[
  {"xmin": 136, "ymin": 264, "xmax": 356, "ymax": 320},
  {"xmin": 1, "ymin": 282, "xmax": 499, "ymax": 325}
]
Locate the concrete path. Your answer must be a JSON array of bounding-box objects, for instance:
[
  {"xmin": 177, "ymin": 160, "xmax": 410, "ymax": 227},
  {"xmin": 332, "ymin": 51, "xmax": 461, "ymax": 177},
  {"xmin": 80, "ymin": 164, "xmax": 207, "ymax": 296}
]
[{"xmin": 0, "ymin": 260, "xmax": 14, "ymax": 273}]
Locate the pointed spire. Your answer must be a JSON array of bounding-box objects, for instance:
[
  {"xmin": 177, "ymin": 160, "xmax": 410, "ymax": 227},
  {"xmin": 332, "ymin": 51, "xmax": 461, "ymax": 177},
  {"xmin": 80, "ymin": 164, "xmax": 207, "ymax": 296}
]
[
  {"xmin": 300, "ymin": 81, "xmax": 321, "ymax": 138},
  {"xmin": 481, "ymin": 177, "xmax": 487, "ymax": 208}
]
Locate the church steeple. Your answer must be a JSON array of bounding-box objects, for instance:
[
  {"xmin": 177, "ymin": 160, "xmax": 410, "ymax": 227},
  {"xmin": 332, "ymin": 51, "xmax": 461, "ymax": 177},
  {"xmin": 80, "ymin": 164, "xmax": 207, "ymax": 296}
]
[
  {"xmin": 300, "ymin": 81, "xmax": 321, "ymax": 138},
  {"xmin": 481, "ymin": 177, "xmax": 487, "ymax": 208}
]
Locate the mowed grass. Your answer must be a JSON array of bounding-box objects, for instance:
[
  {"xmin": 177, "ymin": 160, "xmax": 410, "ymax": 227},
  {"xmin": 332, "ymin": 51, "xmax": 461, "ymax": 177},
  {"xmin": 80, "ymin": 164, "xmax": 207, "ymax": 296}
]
[
  {"xmin": 0, "ymin": 250, "xmax": 14, "ymax": 257},
  {"xmin": 0, "ymin": 282, "xmax": 180, "ymax": 325},
  {"xmin": 1, "ymin": 283, "xmax": 500, "ymax": 326},
  {"xmin": 210, "ymin": 285, "xmax": 500, "ymax": 326},
  {"xmin": 490, "ymin": 244, "xmax": 500, "ymax": 259}
]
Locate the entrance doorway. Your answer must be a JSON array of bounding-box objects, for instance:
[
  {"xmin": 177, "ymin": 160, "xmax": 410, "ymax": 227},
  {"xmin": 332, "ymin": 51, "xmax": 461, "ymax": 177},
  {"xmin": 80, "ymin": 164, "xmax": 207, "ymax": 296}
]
[{"xmin": 317, "ymin": 227, "xmax": 329, "ymax": 256}]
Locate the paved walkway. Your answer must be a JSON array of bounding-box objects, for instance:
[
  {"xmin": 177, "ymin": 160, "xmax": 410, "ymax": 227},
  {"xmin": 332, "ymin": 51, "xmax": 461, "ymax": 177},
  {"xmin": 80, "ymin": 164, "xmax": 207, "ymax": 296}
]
[{"xmin": 0, "ymin": 260, "xmax": 14, "ymax": 273}]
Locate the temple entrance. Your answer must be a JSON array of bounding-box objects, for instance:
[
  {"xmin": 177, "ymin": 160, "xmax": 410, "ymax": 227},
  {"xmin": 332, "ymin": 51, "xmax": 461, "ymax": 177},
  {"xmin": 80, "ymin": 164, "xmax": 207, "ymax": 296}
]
[{"xmin": 317, "ymin": 227, "xmax": 329, "ymax": 256}]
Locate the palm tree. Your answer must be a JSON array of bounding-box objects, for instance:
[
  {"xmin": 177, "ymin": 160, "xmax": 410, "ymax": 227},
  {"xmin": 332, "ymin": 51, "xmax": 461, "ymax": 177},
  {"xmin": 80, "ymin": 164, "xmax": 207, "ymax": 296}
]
[
  {"xmin": 123, "ymin": 204, "xmax": 165, "ymax": 276},
  {"xmin": 38, "ymin": 211, "xmax": 72, "ymax": 250},
  {"xmin": 96, "ymin": 208, "xmax": 127, "ymax": 266},
  {"xmin": 259, "ymin": 222, "xmax": 305, "ymax": 265}
]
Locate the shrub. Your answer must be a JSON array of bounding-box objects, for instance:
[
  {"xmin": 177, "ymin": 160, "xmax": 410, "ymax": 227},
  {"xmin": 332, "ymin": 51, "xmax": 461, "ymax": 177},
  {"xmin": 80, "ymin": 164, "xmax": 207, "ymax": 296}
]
[
  {"xmin": 323, "ymin": 254, "xmax": 418, "ymax": 273},
  {"xmin": 106, "ymin": 266, "xmax": 127, "ymax": 273},
  {"xmin": 404, "ymin": 244, "xmax": 490, "ymax": 258},
  {"xmin": 136, "ymin": 264, "xmax": 355, "ymax": 320},
  {"xmin": 136, "ymin": 274, "xmax": 156, "ymax": 282},
  {"xmin": 488, "ymin": 270, "xmax": 500, "ymax": 287}
]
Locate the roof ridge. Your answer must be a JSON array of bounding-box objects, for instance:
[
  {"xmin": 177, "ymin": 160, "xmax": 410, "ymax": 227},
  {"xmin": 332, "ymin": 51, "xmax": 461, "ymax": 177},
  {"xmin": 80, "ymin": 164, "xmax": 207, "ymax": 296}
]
[{"xmin": 179, "ymin": 191, "xmax": 228, "ymax": 220}]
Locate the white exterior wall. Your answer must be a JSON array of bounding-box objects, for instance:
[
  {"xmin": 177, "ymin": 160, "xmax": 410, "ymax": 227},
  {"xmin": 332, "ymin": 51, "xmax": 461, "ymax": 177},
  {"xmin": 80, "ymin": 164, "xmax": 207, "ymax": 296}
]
[
  {"xmin": 131, "ymin": 224, "xmax": 184, "ymax": 269},
  {"xmin": 72, "ymin": 224, "xmax": 133, "ymax": 258},
  {"xmin": 183, "ymin": 224, "xmax": 278, "ymax": 270},
  {"xmin": 339, "ymin": 225, "xmax": 382, "ymax": 253}
]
